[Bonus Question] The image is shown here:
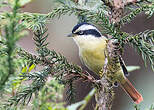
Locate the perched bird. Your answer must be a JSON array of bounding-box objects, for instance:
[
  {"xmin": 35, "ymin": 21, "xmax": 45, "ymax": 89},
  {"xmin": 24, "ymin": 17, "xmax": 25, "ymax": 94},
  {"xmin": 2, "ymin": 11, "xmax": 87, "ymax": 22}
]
[{"xmin": 67, "ymin": 22, "xmax": 143, "ymax": 104}]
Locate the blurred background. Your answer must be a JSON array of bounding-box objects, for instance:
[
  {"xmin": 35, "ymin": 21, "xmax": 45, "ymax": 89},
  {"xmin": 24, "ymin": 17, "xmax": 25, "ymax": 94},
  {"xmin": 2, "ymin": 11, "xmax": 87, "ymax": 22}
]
[{"xmin": 18, "ymin": 0, "xmax": 154, "ymax": 110}]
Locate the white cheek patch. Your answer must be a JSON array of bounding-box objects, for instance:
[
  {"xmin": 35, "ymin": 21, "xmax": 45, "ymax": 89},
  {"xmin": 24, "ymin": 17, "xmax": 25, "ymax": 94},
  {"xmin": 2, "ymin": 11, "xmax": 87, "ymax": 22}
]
[
  {"xmin": 74, "ymin": 35, "xmax": 98, "ymax": 41},
  {"xmin": 73, "ymin": 35, "xmax": 102, "ymax": 46}
]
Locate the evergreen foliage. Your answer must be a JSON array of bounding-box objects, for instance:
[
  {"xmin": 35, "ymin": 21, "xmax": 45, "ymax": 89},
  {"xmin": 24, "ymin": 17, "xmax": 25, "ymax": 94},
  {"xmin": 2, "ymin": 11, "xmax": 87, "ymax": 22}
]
[{"xmin": 0, "ymin": 0, "xmax": 153, "ymax": 110}]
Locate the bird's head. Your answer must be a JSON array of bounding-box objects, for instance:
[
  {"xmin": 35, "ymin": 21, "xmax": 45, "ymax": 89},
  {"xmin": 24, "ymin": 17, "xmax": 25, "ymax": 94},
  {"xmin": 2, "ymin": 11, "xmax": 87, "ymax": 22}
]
[{"xmin": 68, "ymin": 22, "xmax": 106, "ymax": 48}]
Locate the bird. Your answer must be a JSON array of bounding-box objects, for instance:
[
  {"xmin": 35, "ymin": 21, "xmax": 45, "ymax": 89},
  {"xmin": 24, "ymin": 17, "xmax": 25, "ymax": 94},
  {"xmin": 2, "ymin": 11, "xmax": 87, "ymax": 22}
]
[{"xmin": 67, "ymin": 22, "xmax": 143, "ymax": 104}]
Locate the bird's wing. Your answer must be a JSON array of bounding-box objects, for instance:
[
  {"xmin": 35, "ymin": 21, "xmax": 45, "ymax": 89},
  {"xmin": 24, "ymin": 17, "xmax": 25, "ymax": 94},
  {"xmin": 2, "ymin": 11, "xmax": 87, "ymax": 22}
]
[{"xmin": 119, "ymin": 56, "xmax": 129, "ymax": 76}]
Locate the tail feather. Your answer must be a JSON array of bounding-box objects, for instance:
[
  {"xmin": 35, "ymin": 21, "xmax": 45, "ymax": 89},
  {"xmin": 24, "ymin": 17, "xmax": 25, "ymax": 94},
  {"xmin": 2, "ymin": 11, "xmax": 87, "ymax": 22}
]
[{"xmin": 120, "ymin": 78, "xmax": 143, "ymax": 104}]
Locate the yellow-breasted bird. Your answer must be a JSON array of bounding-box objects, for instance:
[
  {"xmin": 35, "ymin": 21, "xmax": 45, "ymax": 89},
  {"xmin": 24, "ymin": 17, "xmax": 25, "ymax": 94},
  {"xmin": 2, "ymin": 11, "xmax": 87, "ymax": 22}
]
[{"xmin": 67, "ymin": 22, "xmax": 143, "ymax": 104}]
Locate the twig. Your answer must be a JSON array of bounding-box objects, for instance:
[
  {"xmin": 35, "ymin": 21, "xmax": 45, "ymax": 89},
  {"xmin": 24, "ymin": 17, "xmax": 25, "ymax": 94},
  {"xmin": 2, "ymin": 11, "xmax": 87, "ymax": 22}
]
[{"xmin": 95, "ymin": 80, "xmax": 114, "ymax": 110}]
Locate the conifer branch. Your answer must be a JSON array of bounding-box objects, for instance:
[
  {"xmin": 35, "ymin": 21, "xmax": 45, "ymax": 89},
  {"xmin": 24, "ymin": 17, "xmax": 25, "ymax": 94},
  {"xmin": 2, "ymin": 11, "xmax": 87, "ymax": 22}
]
[
  {"xmin": 121, "ymin": 2, "xmax": 154, "ymax": 25},
  {"xmin": 19, "ymin": 4, "xmax": 111, "ymax": 32},
  {"xmin": 17, "ymin": 48, "xmax": 50, "ymax": 66},
  {"xmin": 128, "ymin": 30, "xmax": 154, "ymax": 70},
  {"xmin": 9, "ymin": 27, "xmax": 97, "ymax": 107},
  {"xmin": 0, "ymin": 0, "xmax": 154, "ymax": 109},
  {"xmin": 4, "ymin": 67, "xmax": 51, "ymax": 107},
  {"xmin": 0, "ymin": 0, "xmax": 21, "ymax": 89}
]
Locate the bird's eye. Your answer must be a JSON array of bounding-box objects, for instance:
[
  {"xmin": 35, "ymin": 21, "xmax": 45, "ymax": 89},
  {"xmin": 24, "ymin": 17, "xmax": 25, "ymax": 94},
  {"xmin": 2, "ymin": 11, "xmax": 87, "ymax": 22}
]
[{"xmin": 78, "ymin": 31, "xmax": 84, "ymax": 35}]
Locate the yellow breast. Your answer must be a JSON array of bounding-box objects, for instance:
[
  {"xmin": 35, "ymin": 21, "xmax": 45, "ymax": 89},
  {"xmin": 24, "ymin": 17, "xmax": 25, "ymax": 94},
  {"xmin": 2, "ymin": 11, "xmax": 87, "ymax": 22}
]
[{"xmin": 79, "ymin": 39, "xmax": 107, "ymax": 74}]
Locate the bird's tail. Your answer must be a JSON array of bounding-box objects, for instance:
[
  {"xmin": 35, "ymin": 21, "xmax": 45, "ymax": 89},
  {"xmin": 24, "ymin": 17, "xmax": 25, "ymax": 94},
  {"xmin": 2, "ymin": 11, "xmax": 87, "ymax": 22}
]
[{"xmin": 120, "ymin": 78, "xmax": 143, "ymax": 104}]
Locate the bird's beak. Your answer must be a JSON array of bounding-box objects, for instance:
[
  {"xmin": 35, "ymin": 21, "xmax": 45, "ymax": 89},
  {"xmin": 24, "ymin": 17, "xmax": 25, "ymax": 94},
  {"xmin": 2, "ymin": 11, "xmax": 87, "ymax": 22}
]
[{"xmin": 67, "ymin": 33, "xmax": 75, "ymax": 37}]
